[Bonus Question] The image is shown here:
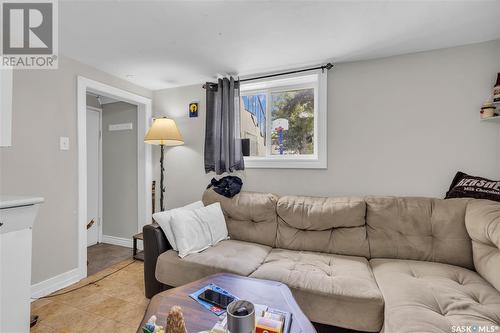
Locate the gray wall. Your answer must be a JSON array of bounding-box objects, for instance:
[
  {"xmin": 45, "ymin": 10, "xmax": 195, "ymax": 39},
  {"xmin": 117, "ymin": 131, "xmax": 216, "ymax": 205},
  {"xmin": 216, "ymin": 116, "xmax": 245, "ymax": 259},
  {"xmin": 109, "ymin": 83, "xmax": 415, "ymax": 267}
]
[
  {"xmin": 0, "ymin": 55, "xmax": 151, "ymax": 284},
  {"xmin": 86, "ymin": 94, "xmax": 100, "ymax": 109},
  {"xmin": 1, "ymin": 40, "xmax": 499, "ymax": 286},
  {"xmin": 102, "ymin": 102, "xmax": 138, "ymax": 239},
  {"xmin": 152, "ymin": 84, "xmax": 210, "ymax": 211},
  {"xmin": 153, "ymin": 40, "xmax": 500, "ymax": 210}
]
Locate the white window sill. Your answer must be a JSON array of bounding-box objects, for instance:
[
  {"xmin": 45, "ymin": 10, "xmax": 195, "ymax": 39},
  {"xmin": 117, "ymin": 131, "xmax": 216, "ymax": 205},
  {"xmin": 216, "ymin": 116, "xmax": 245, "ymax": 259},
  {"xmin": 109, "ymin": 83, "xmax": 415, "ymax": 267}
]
[{"xmin": 244, "ymin": 156, "xmax": 327, "ymax": 169}]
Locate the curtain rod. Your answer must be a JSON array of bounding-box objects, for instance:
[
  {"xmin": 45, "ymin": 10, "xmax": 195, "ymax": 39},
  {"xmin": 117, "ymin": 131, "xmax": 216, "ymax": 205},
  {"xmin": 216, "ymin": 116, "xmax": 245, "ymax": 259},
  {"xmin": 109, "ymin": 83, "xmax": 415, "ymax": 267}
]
[{"xmin": 203, "ymin": 62, "xmax": 334, "ymax": 89}]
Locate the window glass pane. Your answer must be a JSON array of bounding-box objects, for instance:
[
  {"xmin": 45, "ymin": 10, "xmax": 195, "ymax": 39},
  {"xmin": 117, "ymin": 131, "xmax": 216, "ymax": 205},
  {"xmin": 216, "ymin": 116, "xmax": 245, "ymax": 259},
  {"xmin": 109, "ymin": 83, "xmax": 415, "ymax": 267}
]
[
  {"xmin": 271, "ymin": 88, "xmax": 314, "ymax": 156},
  {"xmin": 240, "ymin": 94, "xmax": 267, "ymax": 156}
]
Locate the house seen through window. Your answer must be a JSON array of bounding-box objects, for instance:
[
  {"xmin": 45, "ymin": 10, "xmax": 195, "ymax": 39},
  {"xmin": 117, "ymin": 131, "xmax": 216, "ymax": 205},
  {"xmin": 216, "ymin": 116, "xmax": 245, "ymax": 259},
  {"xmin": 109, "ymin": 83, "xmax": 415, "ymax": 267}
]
[{"xmin": 240, "ymin": 78, "xmax": 317, "ymax": 158}]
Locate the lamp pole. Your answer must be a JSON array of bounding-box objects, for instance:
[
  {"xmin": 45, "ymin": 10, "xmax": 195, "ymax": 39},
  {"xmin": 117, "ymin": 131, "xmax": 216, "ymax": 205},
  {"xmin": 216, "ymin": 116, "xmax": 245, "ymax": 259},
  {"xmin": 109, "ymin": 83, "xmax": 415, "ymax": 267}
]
[
  {"xmin": 160, "ymin": 144, "xmax": 165, "ymax": 211},
  {"xmin": 144, "ymin": 117, "xmax": 184, "ymax": 212}
]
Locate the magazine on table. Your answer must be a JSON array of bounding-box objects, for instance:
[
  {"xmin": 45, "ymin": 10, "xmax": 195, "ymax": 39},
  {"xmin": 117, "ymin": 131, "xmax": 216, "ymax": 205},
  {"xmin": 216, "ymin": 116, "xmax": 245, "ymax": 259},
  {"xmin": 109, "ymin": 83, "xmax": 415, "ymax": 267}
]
[{"xmin": 189, "ymin": 283, "xmax": 239, "ymax": 316}]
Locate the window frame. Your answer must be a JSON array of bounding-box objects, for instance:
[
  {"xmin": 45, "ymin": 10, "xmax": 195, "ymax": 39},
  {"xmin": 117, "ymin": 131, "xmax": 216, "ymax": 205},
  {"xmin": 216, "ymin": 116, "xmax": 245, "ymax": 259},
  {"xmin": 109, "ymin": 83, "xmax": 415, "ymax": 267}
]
[{"xmin": 240, "ymin": 69, "xmax": 327, "ymax": 169}]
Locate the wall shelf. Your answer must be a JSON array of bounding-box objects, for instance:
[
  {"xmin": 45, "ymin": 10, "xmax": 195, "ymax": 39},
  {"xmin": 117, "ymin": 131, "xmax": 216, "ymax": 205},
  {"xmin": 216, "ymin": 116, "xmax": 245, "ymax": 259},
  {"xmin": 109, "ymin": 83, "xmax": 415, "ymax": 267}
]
[
  {"xmin": 480, "ymin": 101, "xmax": 500, "ymax": 123},
  {"xmin": 481, "ymin": 116, "xmax": 500, "ymax": 123}
]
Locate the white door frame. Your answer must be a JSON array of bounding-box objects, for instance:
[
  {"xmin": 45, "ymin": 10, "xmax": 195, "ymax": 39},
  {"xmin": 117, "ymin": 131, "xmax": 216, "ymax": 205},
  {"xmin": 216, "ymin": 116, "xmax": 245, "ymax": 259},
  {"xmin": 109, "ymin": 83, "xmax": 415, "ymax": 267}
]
[
  {"xmin": 77, "ymin": 76, "xmax": 152, "ymax": 279},
  {"xmin": 86, "ymin": 106, "xmax": 103, "ymax": 245}
]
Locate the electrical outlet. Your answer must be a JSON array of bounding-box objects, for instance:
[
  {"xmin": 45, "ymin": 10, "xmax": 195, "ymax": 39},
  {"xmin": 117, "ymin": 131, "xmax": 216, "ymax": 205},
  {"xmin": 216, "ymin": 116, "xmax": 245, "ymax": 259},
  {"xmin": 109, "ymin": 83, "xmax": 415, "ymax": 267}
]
[{"xmin": 60, "ymin": 137, "xmax": 69, "ymax": 150}]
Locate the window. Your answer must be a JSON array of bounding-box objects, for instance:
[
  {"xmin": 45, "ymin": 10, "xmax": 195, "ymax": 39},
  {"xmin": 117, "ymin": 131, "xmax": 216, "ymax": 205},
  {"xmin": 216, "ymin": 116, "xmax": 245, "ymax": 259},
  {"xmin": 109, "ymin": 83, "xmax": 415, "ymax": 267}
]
[{"xmin": 240, "ymin": 70, "xmax": 327, "ymax": 168}]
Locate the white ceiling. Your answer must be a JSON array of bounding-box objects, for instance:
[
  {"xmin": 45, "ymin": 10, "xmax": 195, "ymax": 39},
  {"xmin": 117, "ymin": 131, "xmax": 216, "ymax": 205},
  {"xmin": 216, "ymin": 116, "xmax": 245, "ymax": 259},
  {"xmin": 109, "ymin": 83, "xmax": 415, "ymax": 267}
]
[{"xmin": 60, "ymin": 1, "xmax": 500, "ymax": 90}]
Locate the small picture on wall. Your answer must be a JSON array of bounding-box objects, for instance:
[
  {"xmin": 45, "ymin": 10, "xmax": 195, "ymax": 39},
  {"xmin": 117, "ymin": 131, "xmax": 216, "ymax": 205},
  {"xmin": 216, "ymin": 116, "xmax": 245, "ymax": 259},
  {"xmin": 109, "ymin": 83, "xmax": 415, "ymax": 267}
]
[{"xmin": 189, "ymin": 102, "xmax": 198, "ymax": 118}]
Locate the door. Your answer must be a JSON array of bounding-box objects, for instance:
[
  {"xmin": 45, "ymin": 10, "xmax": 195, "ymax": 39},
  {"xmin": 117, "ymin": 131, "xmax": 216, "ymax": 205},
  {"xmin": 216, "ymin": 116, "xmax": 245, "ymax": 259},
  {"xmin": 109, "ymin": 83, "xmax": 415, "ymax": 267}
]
[{"xmin": 86, "ymin": 108, "xmax": 101, "ymax": 246}]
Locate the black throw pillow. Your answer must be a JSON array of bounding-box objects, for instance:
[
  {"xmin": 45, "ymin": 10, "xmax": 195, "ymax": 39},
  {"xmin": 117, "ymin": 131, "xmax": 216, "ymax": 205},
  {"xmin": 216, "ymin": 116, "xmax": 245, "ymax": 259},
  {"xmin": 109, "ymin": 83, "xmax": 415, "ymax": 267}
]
[{"xmin": 445, "ymin": 171, "xmax": 500, "ymax": 202}]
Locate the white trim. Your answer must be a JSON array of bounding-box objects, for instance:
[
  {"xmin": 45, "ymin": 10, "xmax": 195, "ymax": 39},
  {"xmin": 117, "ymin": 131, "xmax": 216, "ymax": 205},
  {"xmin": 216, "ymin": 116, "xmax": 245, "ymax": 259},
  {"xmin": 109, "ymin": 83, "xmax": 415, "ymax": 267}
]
[
  {"xmin": 240, "ymin": 74, "xmax": 318, "ymax": 91},
  {"xmin": 0, "ymin": 68, "xmax": 13, "ymax": 147},
  {"xmin": 137, "ymin": 102, "xmax": 152, "ymax": 235},
  {"xmin": 101, "ymin": 235, "xmax": 133, "ymax": 248},
  {"xmin": 241, "ymin": 70, "xmax": 328, "ymax": 169},
  {"xmin": 101, "ymin": 235, "xmax": 144, "ymax": 250},
  {"xmin": 86, "ymin": 105, "xmax": 102, "ymax": 112},
  {"xmin": 77, "ymin": 76, "xmax": 152, "ymax": 280},
  {"xmin": 86, "ymin": 107, "xmax": 103, "ymax": 246},
  {"xmin": 98, "ymin": 109, "xmax": 103, "ymax": 244},
  {"xmin": 31, "ymin": 268, "xmax": 80, "ymax": 301}
]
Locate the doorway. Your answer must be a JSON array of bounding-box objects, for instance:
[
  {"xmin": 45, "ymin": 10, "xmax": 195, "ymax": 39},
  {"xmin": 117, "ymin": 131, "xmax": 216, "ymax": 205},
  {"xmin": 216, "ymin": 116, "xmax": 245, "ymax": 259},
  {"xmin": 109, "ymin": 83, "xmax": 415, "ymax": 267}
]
[
  {"xmin": 77, "ymin": 77, "xmax": 152, "ymax": 279},
  {"xmin": 85, "ymin": 94, "xmax": 143, "ymax": 275}
]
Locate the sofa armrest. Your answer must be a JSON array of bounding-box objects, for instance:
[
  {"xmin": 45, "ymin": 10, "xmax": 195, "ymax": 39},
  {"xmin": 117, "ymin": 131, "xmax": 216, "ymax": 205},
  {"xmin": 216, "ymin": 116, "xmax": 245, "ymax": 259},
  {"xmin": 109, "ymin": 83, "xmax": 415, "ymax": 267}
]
[
  {"xmin": 143, "ymin": 222, "xmax": 171, "ymax": 298},
  {"xmin": 465, "ymin": 199, "xmax": 500, "ymax": 291}
]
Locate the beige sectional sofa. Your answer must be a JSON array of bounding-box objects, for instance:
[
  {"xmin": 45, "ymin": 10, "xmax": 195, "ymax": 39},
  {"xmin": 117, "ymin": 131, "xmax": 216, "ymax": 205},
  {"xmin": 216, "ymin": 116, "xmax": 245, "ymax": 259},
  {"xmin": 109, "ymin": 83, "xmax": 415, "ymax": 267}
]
[{"xmin": 144, "ymin": 190, "xmax": 500, "ymax": 332}]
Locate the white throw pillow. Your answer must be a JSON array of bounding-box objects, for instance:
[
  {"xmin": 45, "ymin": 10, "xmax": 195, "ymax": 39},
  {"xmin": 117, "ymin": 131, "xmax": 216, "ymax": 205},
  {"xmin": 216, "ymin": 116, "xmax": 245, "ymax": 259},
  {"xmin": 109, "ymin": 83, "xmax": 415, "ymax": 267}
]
[
  {"xmin": 195, "ymin": 202, "xmax": 229, "ymax": 245},
  {"xmin": 169, "ymin": 209, "xmax": 212, "ymax": 258},
  {"xmin": 169, "ymin": 202, "xmax": 229, "ymax": 258},
  {"xmin": 153, "ymin": 201, "xmax": 204, "ymax": 251}
]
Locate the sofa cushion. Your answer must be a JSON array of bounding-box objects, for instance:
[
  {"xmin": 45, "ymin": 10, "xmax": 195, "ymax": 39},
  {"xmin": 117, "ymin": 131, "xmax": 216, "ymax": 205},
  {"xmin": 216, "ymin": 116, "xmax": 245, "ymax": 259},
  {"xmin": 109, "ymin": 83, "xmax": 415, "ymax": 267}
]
[
  {"xmin": 202, "ymin": 189, "xmax": 279, "ymax": 247},
  {"xmin": 366, "ymin": 197, "xmax": 474, "ymax": 269},
  {"xmin": 155, "ymin": 240, "xmax": 271, "ymax": 287},
  {"xmin": 465, "ymin": 199, "xmax": 500, "ymax": 291},
  {"xmin": 276, "ymin": 195, "xmax": 370, "ymax": 257},
  {"xmin": 370, "ymin": 258, "xmax": 500, "ymax": 333},
  {"xmin": 249, "ymin": 249, "xmax": 384, "ymax": 332}
]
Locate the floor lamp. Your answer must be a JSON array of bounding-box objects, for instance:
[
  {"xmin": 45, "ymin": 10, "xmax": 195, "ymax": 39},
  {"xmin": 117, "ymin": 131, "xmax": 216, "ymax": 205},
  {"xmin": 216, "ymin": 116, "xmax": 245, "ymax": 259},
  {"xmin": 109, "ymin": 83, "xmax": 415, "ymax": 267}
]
[{"xmin": 144, "ymin": 117, "xmax": 184, "ymax": 211}]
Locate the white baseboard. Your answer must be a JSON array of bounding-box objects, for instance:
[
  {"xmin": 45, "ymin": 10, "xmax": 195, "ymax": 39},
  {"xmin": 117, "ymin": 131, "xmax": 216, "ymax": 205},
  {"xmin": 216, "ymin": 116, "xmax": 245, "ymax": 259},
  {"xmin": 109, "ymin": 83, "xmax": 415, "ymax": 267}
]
[
  {"xmin": 31, "ymin": 236, "xmax": 143, "ymax": 301},
  {"xmin": 31, "ymin": 268, "xmax": 81, "ymax": 301},
  {"xmin": 101, "ymin": 235, "xmax": 143, "ymax": 250},
  {"xmin": 102, "ymin": 235, "xmax": 132, "ymax": 248}
]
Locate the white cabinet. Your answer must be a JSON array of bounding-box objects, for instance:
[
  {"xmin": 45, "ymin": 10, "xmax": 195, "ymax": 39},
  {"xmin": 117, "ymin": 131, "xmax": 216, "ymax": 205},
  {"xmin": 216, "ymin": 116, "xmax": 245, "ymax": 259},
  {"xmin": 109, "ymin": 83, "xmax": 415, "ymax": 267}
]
[
  {"xmin": 0, "ymin": 196, "xmax": 43, "ymax": 333},
  {"xmin": 0, "ymin": 68, "xmax": 13, "ymax": 147}
]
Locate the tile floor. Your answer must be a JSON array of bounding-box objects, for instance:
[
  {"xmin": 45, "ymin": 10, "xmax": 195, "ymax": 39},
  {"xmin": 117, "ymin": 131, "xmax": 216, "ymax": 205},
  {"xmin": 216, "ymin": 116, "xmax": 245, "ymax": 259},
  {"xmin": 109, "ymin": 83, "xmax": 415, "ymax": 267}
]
[
  {"xmin": 30, "ymin": 260, "xmax": 148, "ymax": 333},
  {"xmin": 30, "ymin": 259, "xmax": 354, "ymax": 333},
  {"xmin": 87, "ymin": 243, "xmax": 134, "ymax": 276}
]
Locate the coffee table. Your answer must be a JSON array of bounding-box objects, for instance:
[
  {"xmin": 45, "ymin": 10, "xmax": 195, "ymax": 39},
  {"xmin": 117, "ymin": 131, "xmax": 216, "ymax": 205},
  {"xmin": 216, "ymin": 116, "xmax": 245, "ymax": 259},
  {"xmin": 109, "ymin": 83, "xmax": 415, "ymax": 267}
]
[{"xmin": 137, "ymin": 273, "xmax": 316, "ymax": 333}]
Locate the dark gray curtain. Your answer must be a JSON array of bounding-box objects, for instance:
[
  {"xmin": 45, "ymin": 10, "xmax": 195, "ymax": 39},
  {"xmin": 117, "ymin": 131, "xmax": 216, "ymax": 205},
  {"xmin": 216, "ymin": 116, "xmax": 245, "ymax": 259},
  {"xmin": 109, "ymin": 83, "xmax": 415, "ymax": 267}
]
[{"xmin": 204, "ymin": 77, "xmax": 244, "ymax": 174}]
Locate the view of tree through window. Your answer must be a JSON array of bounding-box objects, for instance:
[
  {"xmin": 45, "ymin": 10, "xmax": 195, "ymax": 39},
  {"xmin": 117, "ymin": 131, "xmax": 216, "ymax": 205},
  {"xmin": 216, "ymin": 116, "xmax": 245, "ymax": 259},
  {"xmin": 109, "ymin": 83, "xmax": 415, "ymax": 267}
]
[
  {"xmin": 240, "ymin": 86, "xmax": 315, "ymax": 157},
  {"xmin": 271, "ymin": 88, "xmax": 314, "ymax": 155}
]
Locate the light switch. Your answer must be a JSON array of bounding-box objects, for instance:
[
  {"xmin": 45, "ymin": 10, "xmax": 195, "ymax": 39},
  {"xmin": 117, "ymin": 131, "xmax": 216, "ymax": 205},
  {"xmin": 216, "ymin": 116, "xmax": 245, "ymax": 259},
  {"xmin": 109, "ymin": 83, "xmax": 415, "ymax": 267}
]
[{"xmin": 60, "ymin": 137, "xmax": 69, "ymax": 150}]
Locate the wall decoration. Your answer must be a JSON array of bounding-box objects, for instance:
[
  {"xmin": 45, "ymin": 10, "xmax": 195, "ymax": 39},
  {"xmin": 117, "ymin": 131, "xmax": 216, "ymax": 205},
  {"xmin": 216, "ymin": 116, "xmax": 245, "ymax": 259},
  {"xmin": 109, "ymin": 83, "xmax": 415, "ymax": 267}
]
[
  {"xmin": 494, "ymin": 73, "xmax": 500, "ymax": 102},
  {"xmin": 189, "ymin": 102, "xmax": 198, "ymax": 118},
  {"xmin": 480, "ymin": 101, "xmax": 497, "ymax": 119}
]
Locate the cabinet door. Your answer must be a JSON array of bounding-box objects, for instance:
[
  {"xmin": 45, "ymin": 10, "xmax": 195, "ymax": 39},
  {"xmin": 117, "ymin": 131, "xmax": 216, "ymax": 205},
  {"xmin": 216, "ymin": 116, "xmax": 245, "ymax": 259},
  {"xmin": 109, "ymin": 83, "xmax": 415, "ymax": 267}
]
[{"xmin": 0, "ymin": 68, "xmax": 13, "ymax": 147}]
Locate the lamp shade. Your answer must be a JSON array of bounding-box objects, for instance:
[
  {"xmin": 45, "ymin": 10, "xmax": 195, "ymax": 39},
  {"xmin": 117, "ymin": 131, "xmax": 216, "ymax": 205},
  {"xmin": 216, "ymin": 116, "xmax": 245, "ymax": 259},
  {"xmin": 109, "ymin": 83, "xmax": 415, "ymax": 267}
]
[{"xmin": 144, "ymin": 118, "xmax": 184, "ymax": 146}]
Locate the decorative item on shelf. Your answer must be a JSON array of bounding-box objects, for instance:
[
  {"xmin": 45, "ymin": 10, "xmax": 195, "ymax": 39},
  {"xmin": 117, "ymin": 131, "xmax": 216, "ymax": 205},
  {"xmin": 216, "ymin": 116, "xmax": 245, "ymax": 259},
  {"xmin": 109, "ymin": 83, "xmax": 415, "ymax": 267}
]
[
  {"xmin": 480, "ymin": 101, "xmax": 497, "ymax": 119},
  {"xmin": 494, "ymin": 73, "xmax": 500, "ymax": 102},
  {"xmin": 166, "ymin": 306, "xmax": 188, "ymax": 333},
  {"xmin": 144, "ymin": 117, "xmax": 184, "ymax": 211},
  {"xmin": 189, "ymin": 102, "xmax": 199, "ymax": 118}
]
